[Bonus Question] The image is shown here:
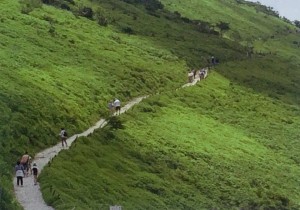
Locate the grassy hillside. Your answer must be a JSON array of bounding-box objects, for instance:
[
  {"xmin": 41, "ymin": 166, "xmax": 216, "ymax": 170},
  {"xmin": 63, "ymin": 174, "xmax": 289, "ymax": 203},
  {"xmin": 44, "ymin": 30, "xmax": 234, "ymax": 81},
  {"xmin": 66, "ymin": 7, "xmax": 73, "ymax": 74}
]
[
  {"xmin": 38, "ymin": 0, "xmax": 300, "ymax": 209},
  {"xmin": 160, "ymin": 0, "xmax": 294, "ymax": 41},
  {"xmin": 0, "ymin": 0, "xmax": 245, "ymax": 209},
  {"xmin": 40, "ymin": 72, "xmax": 300, "ymax": 209},
  {"xmin": 0, "ymin": 0, "xmax": 299, "ymax": 209}
]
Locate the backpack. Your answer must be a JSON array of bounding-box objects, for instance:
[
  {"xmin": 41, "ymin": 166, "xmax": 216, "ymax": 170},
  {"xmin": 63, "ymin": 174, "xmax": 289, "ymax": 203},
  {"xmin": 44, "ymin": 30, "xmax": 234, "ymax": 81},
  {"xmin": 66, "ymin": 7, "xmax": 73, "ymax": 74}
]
[{"xmin": 63, "ymin": 131, "xmax": 68, "ymax": 137}]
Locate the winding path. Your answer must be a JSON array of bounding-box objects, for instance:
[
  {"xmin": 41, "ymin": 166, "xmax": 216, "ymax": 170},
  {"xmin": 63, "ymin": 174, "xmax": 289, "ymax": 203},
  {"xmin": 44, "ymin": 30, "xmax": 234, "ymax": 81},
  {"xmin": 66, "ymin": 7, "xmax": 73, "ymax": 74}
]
[{"xmin": 14, "ymin": 69, "xmax": 208, "ymax": 210}]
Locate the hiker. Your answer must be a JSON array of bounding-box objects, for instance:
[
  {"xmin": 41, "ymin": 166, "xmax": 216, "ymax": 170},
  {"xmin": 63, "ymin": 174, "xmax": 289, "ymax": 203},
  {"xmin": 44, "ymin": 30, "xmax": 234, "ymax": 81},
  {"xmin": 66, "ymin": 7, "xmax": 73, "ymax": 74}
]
[
  {"xmin": 60, "ymin": 128, "xmax": 68, "ymax": 147},
  {"xmin": 20, "ymin": 151, "xmax": 31, "ymax": 177},
  {"xmin": 199, "ymin": 70, "xmax": 205, "ymax": 80},
  {"xmin": 27, "ymin": 156, "xmax": 32, "ymax": 176},
  {"xmin": 15, "ymin": 161, "xmax": 25, "ymax": 187},
  {"xmin": 32, "ymin": 163, "xmax": 38, "ymax": 185},
  {"xmin": 192, "ymin": 69, "xmax": 196, "ymax": 79},
  {"xmin": 188, "ymin": 72, "xmax": 194, "ymax": 83},
  {"xmin": 108, "ymin": 100, "xmax": 114, "ymax": 115},
  {"xmin": 114, "ymin": 98, "xmax": 121, "ymax": 115},
  {"xmin": 211, "ymin": 56, "xmax": 215, "ymax": 67}
]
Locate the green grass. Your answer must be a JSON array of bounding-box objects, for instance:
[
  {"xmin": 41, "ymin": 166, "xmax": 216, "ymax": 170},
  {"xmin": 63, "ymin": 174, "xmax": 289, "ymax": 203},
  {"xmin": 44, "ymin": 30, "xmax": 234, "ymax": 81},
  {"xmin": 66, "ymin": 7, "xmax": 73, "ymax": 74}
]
[
  {"xmin": 160, "ymin": 0, "xmax": 294, "ymax": 41},
  {"xmin": 40, "ymin": 72, "xmax": 300, "ymax": 209},
  {"xmin": 0, "ymin": 0, "xmax": 299, "ymax": 209}
]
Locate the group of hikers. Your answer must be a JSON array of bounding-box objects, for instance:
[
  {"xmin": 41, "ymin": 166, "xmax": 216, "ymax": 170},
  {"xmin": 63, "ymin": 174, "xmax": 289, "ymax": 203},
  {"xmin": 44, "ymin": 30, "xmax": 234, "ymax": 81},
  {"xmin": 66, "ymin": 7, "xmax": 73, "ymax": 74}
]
[
  {"xmin": 187, "ymin": 56, "xmax": 218, "ymax": 83},
  {"xmin": 13, "ymin": 59, "xmax": 213, "ymax": 189},
  {"xmin": 188, "ymin": 68, "xmax": 208, "ymax": 83},
  {"xmin": 15, "ymin": 128, "xmax": 69, "ymax": 187},
  {"xmin": 15, "ymin": 152, "xmax": 38, "ymax": 187},
  {"xmin": 14, "ymin": 62, "xmax": 210, "ymax": 188},
  {"xmin": 15, "ymin": 98, "xmax": 122, "ymax": 187}
]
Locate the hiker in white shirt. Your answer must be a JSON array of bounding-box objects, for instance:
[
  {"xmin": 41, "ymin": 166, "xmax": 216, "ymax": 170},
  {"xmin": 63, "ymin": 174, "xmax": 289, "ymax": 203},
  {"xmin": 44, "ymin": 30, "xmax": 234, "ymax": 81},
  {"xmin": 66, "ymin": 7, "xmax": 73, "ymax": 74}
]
[{"xmin": 114, "ymin": 98, "xmax": 121, "ymax": 115}]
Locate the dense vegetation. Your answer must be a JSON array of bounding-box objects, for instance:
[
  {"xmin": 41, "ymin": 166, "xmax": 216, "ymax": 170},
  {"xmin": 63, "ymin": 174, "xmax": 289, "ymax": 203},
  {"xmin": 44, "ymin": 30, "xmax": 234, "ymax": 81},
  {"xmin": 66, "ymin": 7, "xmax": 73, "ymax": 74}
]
[
  {"xmin": 0, "ymin": 0, "xmax": 299, "ymax": 209},
  {"xmin": 41, "ymin": 72, "xmax": 300, "ymax": 209}
]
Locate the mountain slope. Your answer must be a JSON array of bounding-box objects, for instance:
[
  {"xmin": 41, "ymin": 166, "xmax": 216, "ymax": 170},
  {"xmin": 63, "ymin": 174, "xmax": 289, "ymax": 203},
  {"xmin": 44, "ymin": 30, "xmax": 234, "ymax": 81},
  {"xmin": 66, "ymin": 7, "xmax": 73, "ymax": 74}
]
[
  {"xmin": 40, "ymin": 73, "xmax": 300, "ymax": 209},
  {"xmin": 0, "ymin": 0, "xmax": 299, "ymax": 209},
  {"xmin": 0, "ymin": 0, "xmax": 244, "ymax": 209}
]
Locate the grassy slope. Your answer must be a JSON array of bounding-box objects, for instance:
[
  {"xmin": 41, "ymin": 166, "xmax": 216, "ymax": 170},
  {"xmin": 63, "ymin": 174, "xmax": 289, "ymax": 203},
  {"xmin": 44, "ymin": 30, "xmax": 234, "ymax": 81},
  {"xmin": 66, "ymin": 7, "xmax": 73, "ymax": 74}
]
[
  {"xmin": 40, "ymin": 72, "xmax": 300, "ymax": 209},
  {"xmin": 159, "ymin": 0, "xmax": 300, "ymax": 105},
  {"xmin": 160, "ymin": 0, "xmax": 293, "ymax": 41},
  {"xmin": 0, "ymin": 0, "xmax": 245, "ymax": 209},
  {"xmin": 39, "ymin": 1, "xmax": 300, "ymax": 209},
  {"xmin": 1, "ymin": 0, "xmax": 299, "ymax": 209}
]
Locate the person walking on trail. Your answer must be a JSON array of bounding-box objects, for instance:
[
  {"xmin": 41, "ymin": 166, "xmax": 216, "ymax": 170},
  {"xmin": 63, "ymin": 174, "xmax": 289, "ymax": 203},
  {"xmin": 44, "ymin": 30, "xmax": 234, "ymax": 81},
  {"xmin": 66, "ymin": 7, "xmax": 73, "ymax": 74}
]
[
  {"xmin": 32, "ymin": 163, "xmax": 39, "ymax": 185},
  {"xmin": 108, "ymin": 100, "xmax": 114, "ymax": 116},
  {"xmin": 15, "ymin": 161, "xmax": 25, "ymax": 187},
  {"xmin": 188, "ymin": 71, "xmax": 194, "ymax": 83},
  {"xmin": 60, "ymin": 128, "xmax": 68, "ymax": 147},
  {"xmin": 193, "ymin": 69, "xmax": 197, "ymax": 79},
  {"xmin": 20, "ymin": 151, "xmax": 31, "ymax": 177},
  {"xmin": 27, "ymin": 156, "xmax": 32, "ymax": 176},
  {"xmin": 199, "ymin": 69, "xmax": 205, "ymax": 80},
  {"xmin": 114, "ymin": 98, "xmax": 121, "ymax": 115},
  {"xmin": 211, "ymin": 56, "xmax": 216, "ymax": 67}
]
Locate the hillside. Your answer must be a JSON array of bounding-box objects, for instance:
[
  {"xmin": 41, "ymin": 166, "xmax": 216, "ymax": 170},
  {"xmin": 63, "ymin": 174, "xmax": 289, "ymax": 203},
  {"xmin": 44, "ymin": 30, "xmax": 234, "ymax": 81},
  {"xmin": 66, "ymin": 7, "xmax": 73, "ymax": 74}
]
[{"xmin": 0, "ymin": 0, "xmax": 299, "ymax": 209}]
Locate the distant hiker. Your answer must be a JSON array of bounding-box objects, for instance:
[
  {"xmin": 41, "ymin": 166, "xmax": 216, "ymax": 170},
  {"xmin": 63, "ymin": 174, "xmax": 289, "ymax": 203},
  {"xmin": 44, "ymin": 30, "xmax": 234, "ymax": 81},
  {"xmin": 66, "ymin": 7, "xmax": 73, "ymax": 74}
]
[
  {"xmin": 188, "ymin": 72, "xmax": 194, "ymax": 83},
  {"xmin": 199, "ymin": 70, "xmax": 205, "ymax": 80},
  {"xmin": 114, "ymin": 98, "xmax": 121, "ymax": 115},
  {"xmin": 20, "ymin": 152, "xmax": 31, "ymax": 177},
  {"xmin": 60, "ymin": 128, "xmax": 68, "ymax": 147},
  {"xmin": 215, "ymin": 57, "xmax": 219, "ymax": 64},
  {"xmin": 211, "ymin": 56, "xmax": 216, "ymax": 67},
  {"xmin": 108, "ymin": 100, "xmax": 114, "ymax": 115},
  {"xmin": 27, "ymin": 156, "xmax": 32, "ymax": 176},
  {"xmin": 15, "ymin": 161, "xmax": 25, "ymax": 187},
  {"xmin": 32, "ymin": 163, "xmax": 38, "ymax": 185},
  {"xmin": 192, "ymin": 69, "xmax": 196, "ymax": 79}
]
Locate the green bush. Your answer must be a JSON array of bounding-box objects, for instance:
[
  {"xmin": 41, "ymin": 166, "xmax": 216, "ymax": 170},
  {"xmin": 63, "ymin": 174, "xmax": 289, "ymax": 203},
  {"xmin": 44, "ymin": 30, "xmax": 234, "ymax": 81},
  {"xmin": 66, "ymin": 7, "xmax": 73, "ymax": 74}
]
[{"xmin": 19, "ymin": 0, "xmax": 42, "ymax": 14}]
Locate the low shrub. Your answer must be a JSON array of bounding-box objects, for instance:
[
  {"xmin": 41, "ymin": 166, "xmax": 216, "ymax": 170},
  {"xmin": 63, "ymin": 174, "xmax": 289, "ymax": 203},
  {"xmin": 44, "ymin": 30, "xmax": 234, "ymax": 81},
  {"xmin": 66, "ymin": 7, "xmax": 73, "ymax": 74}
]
[{"xmin": 19, "ymin": 0, "xmax": 42, "ymax": 14}]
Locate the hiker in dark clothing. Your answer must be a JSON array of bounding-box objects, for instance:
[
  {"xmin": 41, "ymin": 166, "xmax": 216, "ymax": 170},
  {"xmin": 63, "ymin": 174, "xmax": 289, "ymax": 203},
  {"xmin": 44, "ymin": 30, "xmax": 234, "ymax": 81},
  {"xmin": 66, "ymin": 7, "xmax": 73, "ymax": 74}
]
[
  {"xmin": 32, "ymin": 163, "xmax": 39, "ymax": 185},
  {"xmin": 199, "ymin": 70, "xmax": 205, "ymax": 80},
  {"xmin": 60, "ymin": 128, "xmax": 68, "ymax": 147},
  {"xmin": 211, "ymin": 56, "xmax": 216, "ymax": 67},
  {"xmin": 193, "ymin": 69, "xmax": 196, "ymax": 79},
  {"xmin": 15, "ymin": 161, "xmax": 25, "ymax": 187},
  {"xmin": 108, "ymin": 100, "xmax": 114, "ymax": 116},
  {"xmin": 215, "ymin": 57, "xmax": 219, "ymax": 64}
]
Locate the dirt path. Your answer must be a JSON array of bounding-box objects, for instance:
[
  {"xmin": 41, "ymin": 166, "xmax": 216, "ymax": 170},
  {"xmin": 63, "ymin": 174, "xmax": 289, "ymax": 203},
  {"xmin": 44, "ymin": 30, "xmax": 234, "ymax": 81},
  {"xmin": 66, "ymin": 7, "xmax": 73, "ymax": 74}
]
[{"xmin": 14, "ymin": 69, "xmax": 208, "ymax": 210}]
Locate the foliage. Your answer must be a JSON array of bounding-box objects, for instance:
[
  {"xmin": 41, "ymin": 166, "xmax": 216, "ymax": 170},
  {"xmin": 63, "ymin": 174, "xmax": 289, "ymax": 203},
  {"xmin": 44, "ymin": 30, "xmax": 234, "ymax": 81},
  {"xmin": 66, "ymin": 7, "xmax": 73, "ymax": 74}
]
[
  {"xmin": 294, "ymin": 20, "xmax": 300, "ymax": 28},
  {"xmin": 0, "ymin": 0, "xmax": 299, "ymax": 209},
  {"xmin": 40, "ymin": 72, "xmax": 300, "ymax": 209},
  {"xmin": 78, "ymin": 6, "xmax": 94, "ymax": 19},
  {"xmin": 19, "ymin": 0, "xmax": 42, "ymax": 14},
  {"xmin": 161, "ymin": 0, "xmax": 293, "ymax": 41},
  {"xmin": 216, "ymin": 21, "xmax": 230, "ymax": 35},
  {"xmin": 235, "ymin": 0, "xmax": 279, "ymax": 18},
  {"xmin": 108, "ymin": 116, "xmax": 124, "ymax": 130},
  {"xmin": 94, "ymin": 7, "xmax": 109, "ymax": 26}
]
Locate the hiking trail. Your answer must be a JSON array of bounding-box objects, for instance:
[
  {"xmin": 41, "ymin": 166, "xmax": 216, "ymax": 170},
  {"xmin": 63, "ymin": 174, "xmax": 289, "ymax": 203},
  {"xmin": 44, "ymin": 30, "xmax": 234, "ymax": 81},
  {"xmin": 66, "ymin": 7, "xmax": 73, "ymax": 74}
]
[{"xmin": 14, "ymin": 69, "xmax": 208, "ymax": 210}]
